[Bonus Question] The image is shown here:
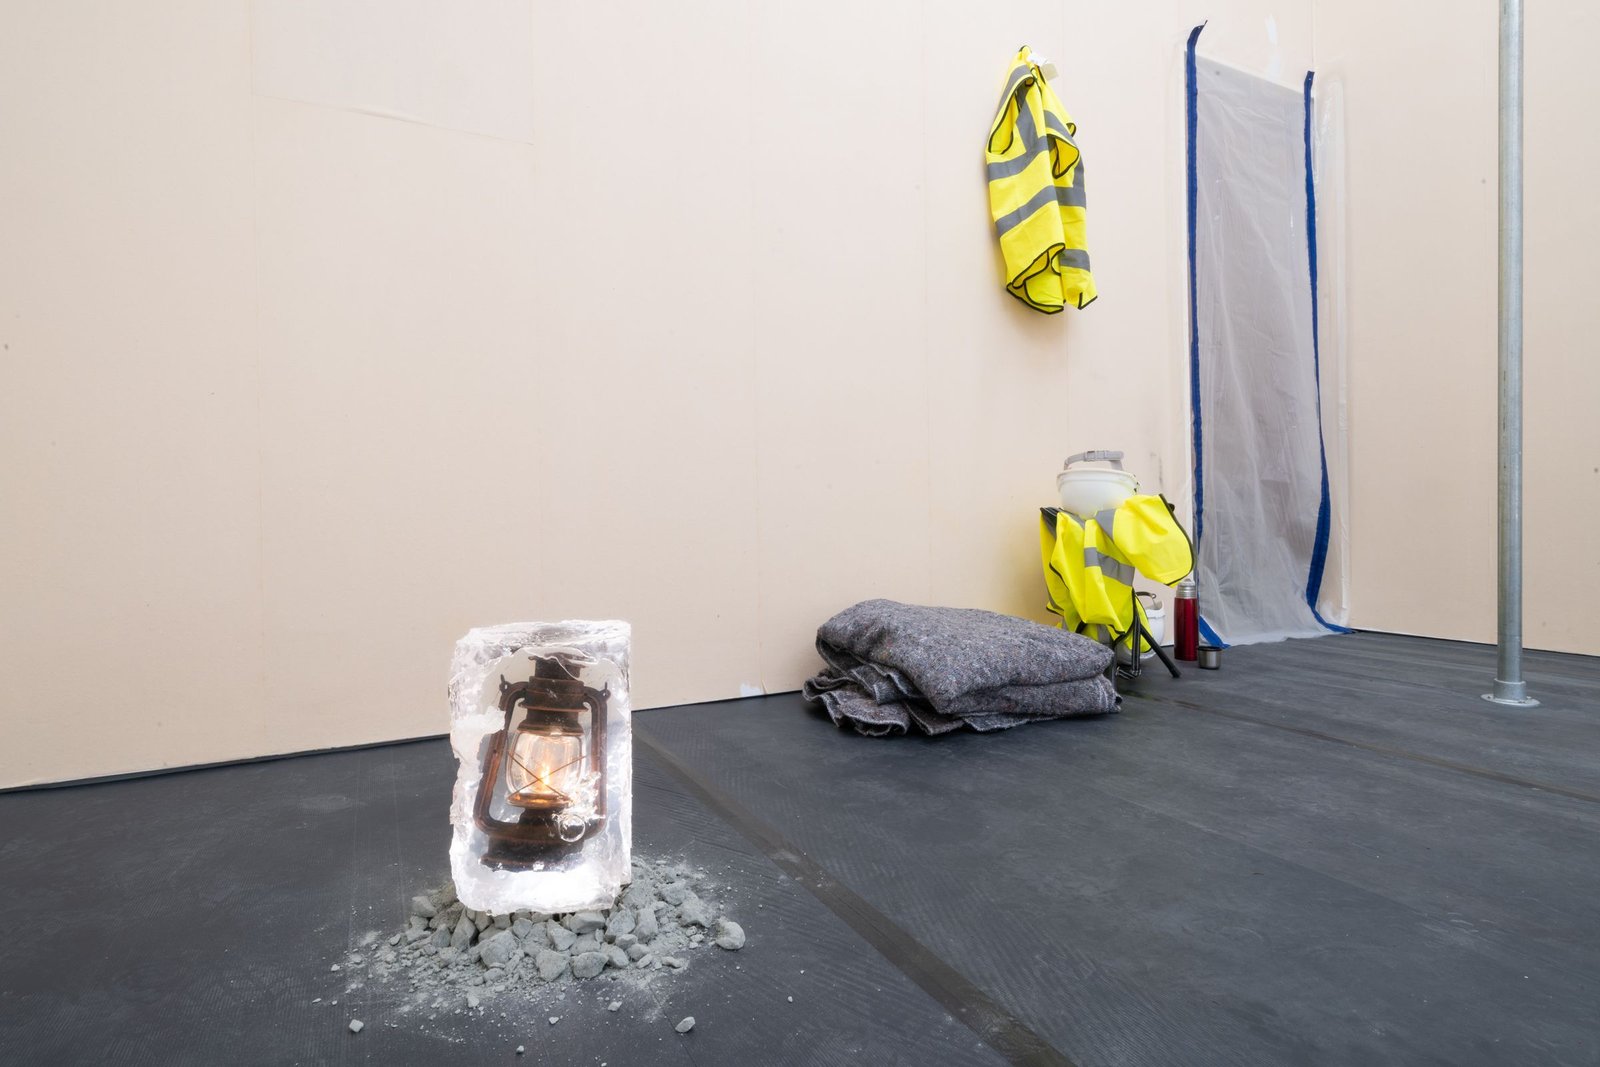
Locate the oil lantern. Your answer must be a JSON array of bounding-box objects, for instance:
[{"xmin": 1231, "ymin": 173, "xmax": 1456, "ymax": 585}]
[{"xmin": 473, "ymin": 654, "xmax": 609, "ymax": 869}]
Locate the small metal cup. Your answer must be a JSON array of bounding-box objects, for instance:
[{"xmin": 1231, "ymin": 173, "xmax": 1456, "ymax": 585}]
[{"xmin": 1197, "ymin": 645, "xmax": 1222, "ymax": 670}]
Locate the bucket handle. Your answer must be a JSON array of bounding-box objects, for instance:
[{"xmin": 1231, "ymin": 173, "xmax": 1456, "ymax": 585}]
[{"xmin": 1064, "ymin": 450, "xmax": 1124, "ymax": 470}]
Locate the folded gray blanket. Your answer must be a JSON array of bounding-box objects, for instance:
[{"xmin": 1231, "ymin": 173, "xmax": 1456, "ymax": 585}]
[{"xmin": 801, "ymin": 599, "xmax": 1118, "ymax": 736}]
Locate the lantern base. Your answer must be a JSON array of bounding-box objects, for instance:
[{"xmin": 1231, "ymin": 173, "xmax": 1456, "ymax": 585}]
[{"xmin": 480, "ymin": 833, "xmax": 583, "ymax": 871}]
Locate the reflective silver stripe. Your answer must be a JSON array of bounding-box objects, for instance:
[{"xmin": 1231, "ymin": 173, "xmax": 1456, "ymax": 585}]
[
  {"xmin": 1053, "ymin": 173, "xmax": 1086, "ymax": 210},
  {"xmin": 1043, "ymin": 112, "xmax": 1077, "ymax": 143},
  {"xmin": 998, "ymin": 63, "xmax": 1035, "ymax": 107},
  {"xmin": 993, "ymin": 184, "xmax": 1059, "ymax": 237},
  {"xmin": 1083, "ymin": 547, "xmax": 1136, "ymax": 586},
  {"xmin": 1057, "ymin": 247, "xmax": 1091, "ymax": 271},
  {"xmin": 990, "ymin": 67, "xmax": 1036, "ymax": 155},
  {"xmin": 988, "ymin": 114, "xmax": 1079, "ymax": 183},
  {"xmin": 1094, "ymin": 508, "xmax": 1118, "ymax": 541},
  {"xmin": 1014, "ymin": 96, "xmax": 1038, "ymax": 153},
  {"xmin": 987, "ymin": 148, "xmax": 1046, "ymax": 183}
]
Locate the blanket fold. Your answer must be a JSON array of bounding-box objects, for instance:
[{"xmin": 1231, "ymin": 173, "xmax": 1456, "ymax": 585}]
[{"xmin": 801, "ymin": 599, "xmax": 1118, "ymax": 737}]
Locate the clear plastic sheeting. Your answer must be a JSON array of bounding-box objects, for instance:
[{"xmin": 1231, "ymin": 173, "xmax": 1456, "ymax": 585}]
[
  {"xmin": 447, "ymin": 620, "xmax": 632, "ymax": 915},
  {"xmin": 1186, "ymin": 30, "xmax": 1347, "ymax": 646}
]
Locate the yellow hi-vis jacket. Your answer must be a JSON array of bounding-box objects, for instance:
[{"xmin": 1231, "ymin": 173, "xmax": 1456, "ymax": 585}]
[
  {"xmin": 1039, "ymin": 495, "xmax": 1193, "ymax": 649},
  {"xmin": 987, "ymin": 47, "xmax": 1097, "ymax": 313}
]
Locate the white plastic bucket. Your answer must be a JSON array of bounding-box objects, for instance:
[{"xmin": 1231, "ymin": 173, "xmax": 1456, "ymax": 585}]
[{"xmin": 1056, "ymin": 450, "xmax": 1138, "ymax": 516}]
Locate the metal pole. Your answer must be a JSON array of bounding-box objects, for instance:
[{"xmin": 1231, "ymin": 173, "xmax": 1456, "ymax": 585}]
[{"xmin": 1485, "ymin": 0, "xmax": 1538, "ymax": 706}]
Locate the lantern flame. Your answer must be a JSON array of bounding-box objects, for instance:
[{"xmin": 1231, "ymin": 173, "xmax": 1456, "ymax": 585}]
[{"xmin": 505, "ymin": 729, "xmax": 586, "ymax": 810}]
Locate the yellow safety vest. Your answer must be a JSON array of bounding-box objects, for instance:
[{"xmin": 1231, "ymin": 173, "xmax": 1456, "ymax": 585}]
[
  {"xmin": 986, "ymin": 48, "xmax": 1096, "ymax": 313},
  {"xmin": 1039, "ymin": 496, "xmax": 1193, "ymax": 648}
]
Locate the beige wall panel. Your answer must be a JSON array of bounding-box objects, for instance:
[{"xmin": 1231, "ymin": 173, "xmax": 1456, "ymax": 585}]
[
  {"xmin": 0, "ymin": 3, "xmax": 266, "ymax": 784},
  {"xmin": 920, "ymin": 3, "xmax": 1315, "ymax": 627},
  {"xmin": 1522, "ymin": 4, "xmax": 1600, "ymax": 655},
  {"xmin": 745, "ymin": 1, "xmax": 936, "ymax": 692},
  {"xmin": 250, "ymin": 96, "xmax": 551, "ymax": 754},
  {"xmin": 923, "ymin": 3, "xmax": 1105, "ymax": 621},
  {"xmin": 251, "ymin": 0, "xmax": 538, "ymax": 143},
  {"xmin": 1315, "ymin": 3, "xmax": 1598, "ymax": 654},
  {"xmin": 44, "ymin": 1, "xmax": 1593, "ymax": 784},
  {"xmin": 521, "ymin": 1, "xmax": 764, "ymax": 703}
]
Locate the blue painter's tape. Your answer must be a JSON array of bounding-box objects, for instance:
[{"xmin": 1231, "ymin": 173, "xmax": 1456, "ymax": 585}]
[
  {"xmin": 1185, "ymin": 23, "xmax": 1206, "ymax": 548},
  {"xmin": 1198, "ymin": 616, "xmax": 1228, "ymax": 650},
  {"xmin": 1302, "ymin": 71, "xmax": 1353, "ymax": 635}
]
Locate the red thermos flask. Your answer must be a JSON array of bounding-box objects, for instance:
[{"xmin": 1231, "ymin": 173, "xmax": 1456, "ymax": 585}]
[{"xmin": 1174, "ymin": 577, "xmax": 1199, "ymax": 661}]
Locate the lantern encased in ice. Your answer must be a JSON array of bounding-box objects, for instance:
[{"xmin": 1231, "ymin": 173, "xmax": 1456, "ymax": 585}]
[
  {"xmin": 449, "ymin": 620, "xmax": 631, "ymax": 915},
  {"xmin": 474, "ymin": 655, "xmax": 608, "ymax": 867}
]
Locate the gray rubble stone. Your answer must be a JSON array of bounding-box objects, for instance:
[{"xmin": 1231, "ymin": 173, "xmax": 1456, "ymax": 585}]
[
  {"xmin": 571, "ymin": 951, "xmax": 607, "ymax": 979},
  {"xmin": 429, "ymin": 883, "xmax": 458, "ymax": 909},
  {"xmin": 635, "ymin": 954, "xmax": 654, "ymax": 969},
  {"xmin": 562, "ymin": 911, "xmax": 606, "ymax": 934},
  {"xmin": 635, "ymin": 909, "xmax": 659, "ymax": 940},
  {"xmin": 466, "ymin": 993, "xmax": 480, "ymax": 1009},
  {"xmin": 492, "ymin": 913, "xmax": 512, "ymax": 930},
  {"xmin": 544, "ymin": 922, "xmax": 577, "ymax": 952},
  {"xmin": 484, "ymin": 967, "xmax": 504, "ymax": 983},
  {"xmin": 603, "ymin": 944, "xmax": 630, "ymax": 970},
  {"xmin": 605, "ymin": 909, "xmax": 636, "ymax": 940},
  {"xmin": 471, "ymin": 910, "xmax": 492, "ymax": 933},
  {"xmin": 348, "ymin": 1020, "xmax": 364, "ymax": 1034},
  {"xmin": 410, "ymin": 895, "xmax": 437, "ymax": 919},
  {"xmin": 662, "ymin": 956, "xmax": 688, "ymax": 970},
  {"xmin": 607, "ymin": 1001, "xmax": 622, "ymax": 1012},
  {"xmin": 450, "ymin": 914, "xmax": 476, "ymax": 952},
  {"xmin": 479, "ymin": 930, "xmax": 517, "ymax": 968},
  {"xmin": 625, "ymin": 943, "xmax": 649, "ymax": 961},
  {"xmin": 510, "ymin": 917, "xmax": 537, "ymax": 940},
  {"xmin": 613, "ymin": 933, "xmax": 638, "ymax": 950},
  {"xmin": 406, "ymin": 927, "xmax": 430, "ymax": 944},
  {"xmin": 675, "ymin": 1016, "xmax": 695, "ymax": 1033},
  {"xmin": 430, "ymin": 927, "xmax": 452, "ymax": 950},
  {"xmin": 569, "ymin": 933, "xmax": 602, "ymax": 956},
  {"xmin": 621, "ymin": 881, "xmax": 653, "ymax": 908},
  {"xmin": 659, "ymin": 883, "xmax": 690, "ymax": 906},
  {"xmin": 677, "ymin": 897, "xmax": 714, "ymax": 928},
  {"xmin": 712, "ymin": 920, "xmax": 746, "ymax": 950},
  {"xmin": 534, "ymin": 949, "xmax": 569, "ymax": 982}
]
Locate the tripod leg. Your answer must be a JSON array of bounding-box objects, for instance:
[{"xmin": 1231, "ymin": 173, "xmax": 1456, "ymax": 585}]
[{"xmin": 1146, "ymin": 631, "xmax": 1182, "ymax": 678}]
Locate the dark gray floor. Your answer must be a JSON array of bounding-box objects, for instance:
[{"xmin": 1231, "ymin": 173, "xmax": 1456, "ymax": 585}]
[{"xmin": 2, "ymin": 633, "xmax": 1598, "ymax": 1065}]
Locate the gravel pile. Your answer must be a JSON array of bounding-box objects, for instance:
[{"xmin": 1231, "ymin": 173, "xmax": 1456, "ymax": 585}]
[{"xmin": 340, "ymin": 858, "xmax": 744, "ymax": 1017}]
